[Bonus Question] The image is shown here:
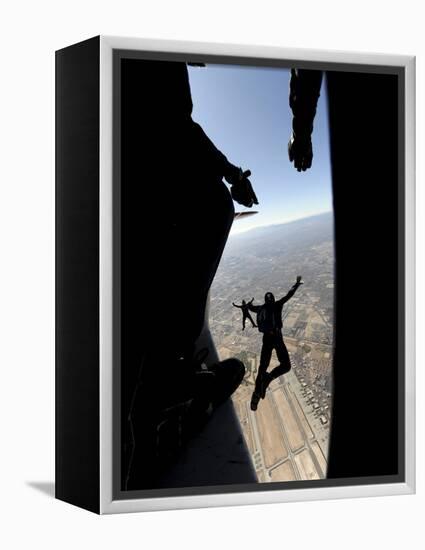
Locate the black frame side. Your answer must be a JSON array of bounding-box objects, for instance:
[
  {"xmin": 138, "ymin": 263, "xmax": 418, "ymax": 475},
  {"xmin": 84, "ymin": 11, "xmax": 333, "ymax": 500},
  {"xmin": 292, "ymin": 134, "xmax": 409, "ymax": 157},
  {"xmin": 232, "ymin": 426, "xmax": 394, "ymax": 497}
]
[{"xmin": 55, "ymin": 36, "xmax": 100, "ymax": 513}]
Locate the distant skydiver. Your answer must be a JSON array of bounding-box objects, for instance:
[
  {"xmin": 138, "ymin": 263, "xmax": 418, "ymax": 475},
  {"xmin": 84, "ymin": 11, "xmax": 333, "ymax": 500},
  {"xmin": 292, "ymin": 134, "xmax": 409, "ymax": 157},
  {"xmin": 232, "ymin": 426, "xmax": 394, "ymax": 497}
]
[
  {"xmin": 248, "ymin": 276, "xmax": 303, "ymax": 411},
  {"xmin": 232, "ymin": 298, "xmax": 257, "ymax": 330}
]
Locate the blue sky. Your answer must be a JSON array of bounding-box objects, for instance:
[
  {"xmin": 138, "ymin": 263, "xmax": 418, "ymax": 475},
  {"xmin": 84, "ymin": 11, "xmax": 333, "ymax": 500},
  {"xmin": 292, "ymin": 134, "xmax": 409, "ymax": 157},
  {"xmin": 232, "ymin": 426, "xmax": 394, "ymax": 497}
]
[{"xmin": 188, "ymin": 64, "xmax": 333, "ymax": 234}]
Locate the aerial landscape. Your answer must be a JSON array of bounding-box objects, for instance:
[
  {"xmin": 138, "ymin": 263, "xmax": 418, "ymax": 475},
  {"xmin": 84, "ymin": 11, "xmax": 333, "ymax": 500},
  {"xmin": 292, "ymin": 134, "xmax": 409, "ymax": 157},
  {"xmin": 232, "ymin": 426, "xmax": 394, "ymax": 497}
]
[{"xmin": 210, "ymin": 212, "xmax": 334, "ymax": 482}]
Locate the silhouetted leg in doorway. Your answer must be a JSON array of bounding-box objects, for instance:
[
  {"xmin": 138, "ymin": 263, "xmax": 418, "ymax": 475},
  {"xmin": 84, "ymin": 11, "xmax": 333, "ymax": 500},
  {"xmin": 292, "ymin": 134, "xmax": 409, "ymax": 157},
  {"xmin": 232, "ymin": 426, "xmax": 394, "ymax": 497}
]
[{"xmin": 121, "ymin": 59, "xmax": 258, "ymax": 490}]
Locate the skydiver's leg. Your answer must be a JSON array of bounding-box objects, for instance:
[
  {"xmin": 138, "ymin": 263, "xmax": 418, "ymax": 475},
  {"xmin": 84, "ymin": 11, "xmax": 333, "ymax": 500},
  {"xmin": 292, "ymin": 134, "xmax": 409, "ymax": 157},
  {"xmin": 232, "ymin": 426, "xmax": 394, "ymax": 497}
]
[
  {"xmin": 123, "ymin": 179, "xmax": 234, "ymax": 489},
  {"xmin": 255, "ymin": 335, "xmax": 291, "ymax": 401},
  {"xmin": 255, "ymin": 335, "xmax": 273, "ymax": 392},
  {"xmin": 251, "ymin": 335, "xmax": 273, "ymax": 410},
  {"xmin": 247, "ymin": 312, "xmax": 257, "ymax": 328},
  {"xmin": 242, "ymin": 315, "xmax": 246, "ymax": 330},
  {"xmin": 121, "ymin": 59, "xmax": 237, "ymax": 489},
  {"xmin": 125, "ymin": 171, "xmax": 235, "ymax": 490},
  {"xmin": 269, "ymin": 335, "xmax": 291, "ymax": 379}
]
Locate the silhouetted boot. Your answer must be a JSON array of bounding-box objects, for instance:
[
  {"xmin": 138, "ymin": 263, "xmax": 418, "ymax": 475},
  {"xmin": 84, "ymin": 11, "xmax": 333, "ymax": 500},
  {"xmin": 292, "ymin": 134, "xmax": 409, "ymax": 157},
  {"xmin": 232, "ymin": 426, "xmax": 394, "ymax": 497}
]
[
  {"xmin": 251, "ymin": 372, "xmax": 265, "ymax": 411},
  {"xmin": 207, "ymin": 356, "xmax": 246, "ymax": 407},
  {"xmin": 250, "ymin": 390, "xmax": 261, "ymax": 411},
  {"xmin": 126, "ymin": 350, "xmax": 246, "ymax": 490},
  {"xmin": 154, "ymin": 352, "xmax": 246, "ymax": 466}
]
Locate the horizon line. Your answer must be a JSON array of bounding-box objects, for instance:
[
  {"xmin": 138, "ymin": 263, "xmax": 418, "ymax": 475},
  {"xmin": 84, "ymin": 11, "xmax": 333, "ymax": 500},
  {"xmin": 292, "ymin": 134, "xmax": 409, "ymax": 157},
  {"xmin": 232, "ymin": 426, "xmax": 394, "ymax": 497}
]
[{"xmin": 230, "ymin": 209, "xmax": 333, "ymax": 236}]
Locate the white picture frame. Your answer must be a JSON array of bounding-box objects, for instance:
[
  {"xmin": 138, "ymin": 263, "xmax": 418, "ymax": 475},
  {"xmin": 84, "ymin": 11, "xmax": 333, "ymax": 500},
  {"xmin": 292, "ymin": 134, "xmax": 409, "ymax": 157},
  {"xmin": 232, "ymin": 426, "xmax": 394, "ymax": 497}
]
[{"xmin": 56, "ymin": 35, "xmax": 415, "ymax": 514}]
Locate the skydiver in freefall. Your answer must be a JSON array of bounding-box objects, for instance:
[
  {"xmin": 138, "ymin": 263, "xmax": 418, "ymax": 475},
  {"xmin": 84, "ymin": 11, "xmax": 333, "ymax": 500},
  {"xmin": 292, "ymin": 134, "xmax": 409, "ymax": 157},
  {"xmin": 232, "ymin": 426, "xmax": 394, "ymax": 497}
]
[
  {"xmin": 232, "ymin": 298, "xmax": 257, "ymax": 330},
  {"xmin": 248, "ymin": 276, "xmax": 303, "ymax": 411}
]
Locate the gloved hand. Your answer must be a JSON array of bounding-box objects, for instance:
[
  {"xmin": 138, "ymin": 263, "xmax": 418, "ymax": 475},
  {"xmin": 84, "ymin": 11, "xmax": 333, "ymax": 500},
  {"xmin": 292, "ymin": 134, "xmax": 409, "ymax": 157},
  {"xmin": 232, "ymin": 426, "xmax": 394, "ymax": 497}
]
[
  {"xmin": 288, "ymin": 133, "xmax": 313, "ymax": 172},
  {"xmin": 225, "ymin": 166, "xmax": 259, "ymax": 208}
]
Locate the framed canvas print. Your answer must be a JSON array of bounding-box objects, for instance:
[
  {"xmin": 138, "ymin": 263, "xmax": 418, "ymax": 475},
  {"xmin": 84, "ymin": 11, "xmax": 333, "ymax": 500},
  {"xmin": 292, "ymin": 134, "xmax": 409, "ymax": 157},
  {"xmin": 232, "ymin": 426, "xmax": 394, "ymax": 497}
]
[{"xmin": 55, "ymin": 35, "xmax": 415, "ymax": 514}]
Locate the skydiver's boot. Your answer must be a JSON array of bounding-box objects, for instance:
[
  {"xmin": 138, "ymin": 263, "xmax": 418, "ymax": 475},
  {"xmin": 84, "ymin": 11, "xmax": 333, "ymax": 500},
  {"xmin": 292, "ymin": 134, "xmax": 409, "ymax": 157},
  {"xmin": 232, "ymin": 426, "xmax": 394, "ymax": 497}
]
[
  {"xmin": 250, "ymin": 372, "xmax": 264, "ymax": 411},
  {"xmin": 170, "ymin": 350, "xmax": 246, "ymax": 432},
  {"xmin": 126, "ymin": 350, "xmax": 246, "ymax": 490},
  {"xmin": 250, "ymin": 390, "xmax": 261, "ymax": 411},
  {"xmin": 251, "ymin": 370, "xmax": 272, "ymax": 410},
  {"xmin": 154, "ymin": 351, "xmax": 246, "ymax": 470},
  {"xmin": 208, "ymin": 356, "xmax": 246, "ymax": 406}
]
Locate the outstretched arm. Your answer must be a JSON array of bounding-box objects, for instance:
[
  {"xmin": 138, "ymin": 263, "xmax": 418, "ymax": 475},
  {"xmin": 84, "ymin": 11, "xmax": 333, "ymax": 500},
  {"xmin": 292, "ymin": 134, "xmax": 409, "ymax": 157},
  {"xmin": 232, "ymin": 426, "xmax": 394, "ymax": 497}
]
[
  {"xmin": 232, "ymin": 302, "xmax": 242, "ymax": 309},
  {"xmin": 278, "ymin": 276, "xmax": 303, "ymax": 305},
  {"xmin": 247, "ymin": 303, "xmax": 261, "ymax": 313}
]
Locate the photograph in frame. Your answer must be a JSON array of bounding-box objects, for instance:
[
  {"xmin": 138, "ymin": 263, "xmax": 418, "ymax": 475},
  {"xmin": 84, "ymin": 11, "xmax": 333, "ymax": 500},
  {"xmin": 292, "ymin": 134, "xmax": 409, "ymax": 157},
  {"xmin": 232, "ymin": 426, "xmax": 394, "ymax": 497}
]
[{"xmin": 55, "ymin": 36, "xmax": 415, "ymax": 514}]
